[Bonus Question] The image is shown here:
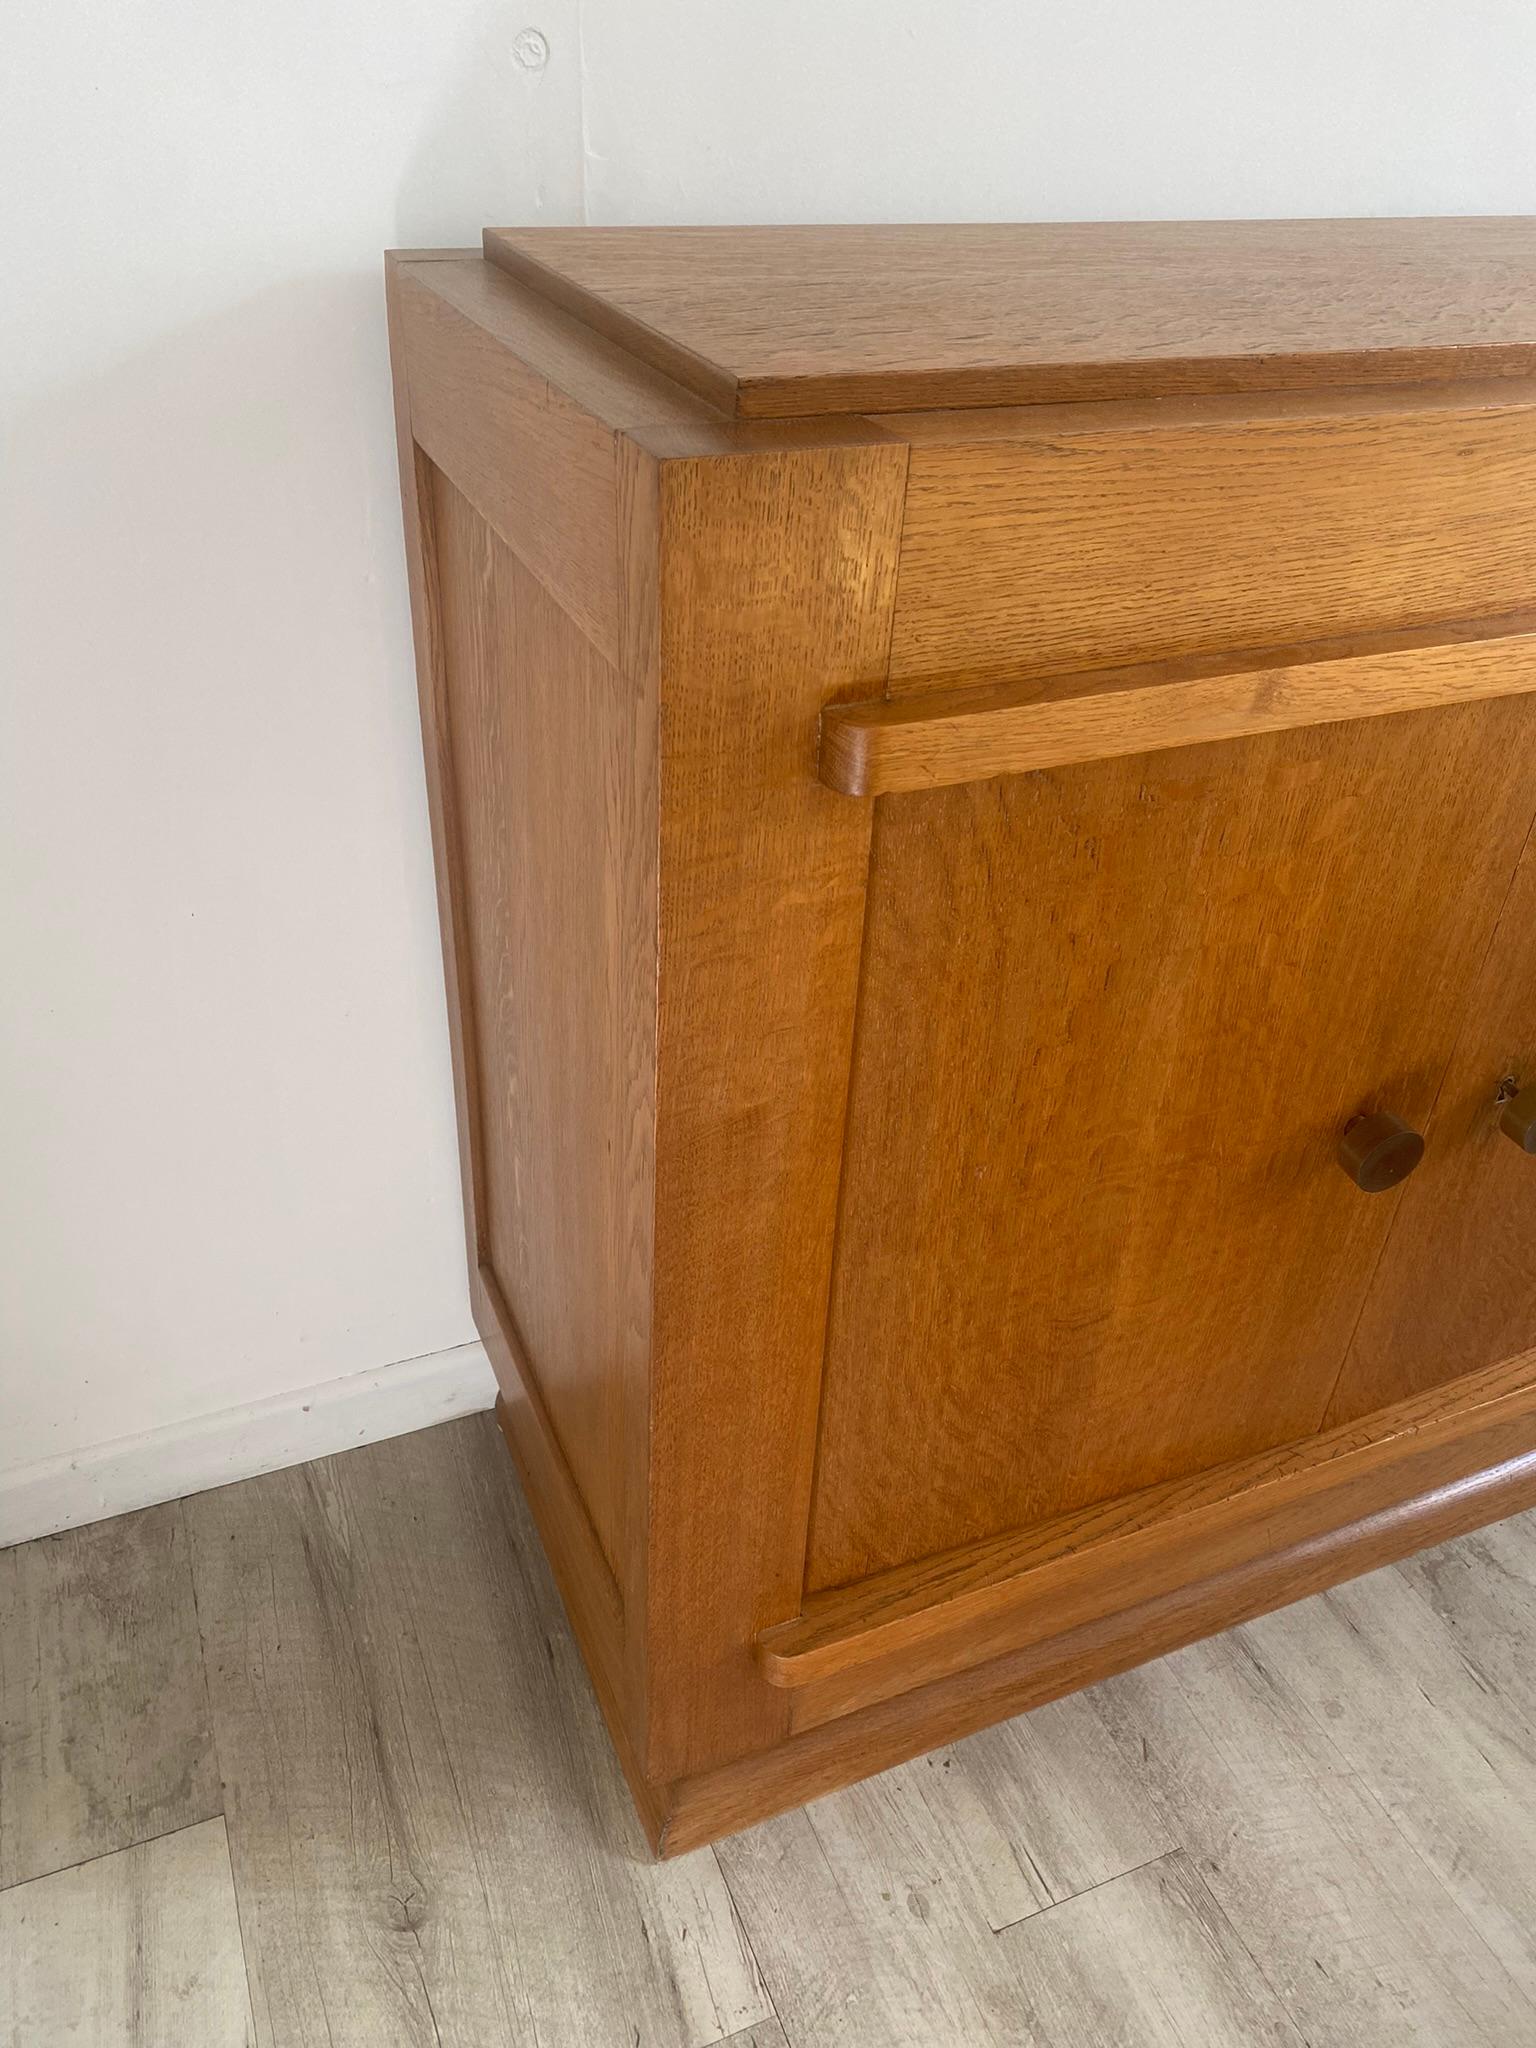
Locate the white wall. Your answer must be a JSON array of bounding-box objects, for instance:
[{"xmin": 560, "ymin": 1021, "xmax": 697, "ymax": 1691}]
[
  {"xmin": 4, "ymin": 0, "xmax": 1534, "ymax": 1536},
  {"xmin": 0, "ymin": 0, "xmax": 582, "ymax": 1527},
  {"xmin": 579, "ymin": 0, "xmax": 1536, "ymax": 225}
]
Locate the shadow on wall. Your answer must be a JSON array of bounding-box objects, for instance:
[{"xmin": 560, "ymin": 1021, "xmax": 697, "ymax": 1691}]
[{"xmin": 2, "ymin": 273, "xmax": 468, "ymax": 1439}]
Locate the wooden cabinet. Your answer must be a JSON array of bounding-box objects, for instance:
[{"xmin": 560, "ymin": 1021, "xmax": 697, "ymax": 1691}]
[{"xmin": 387, "ymin": 219, "xmax": 1536, "ymax": 1853}]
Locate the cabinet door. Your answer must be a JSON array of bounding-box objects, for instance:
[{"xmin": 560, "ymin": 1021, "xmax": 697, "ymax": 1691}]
[
  {"xmin": 806, "ymin": 696, "xmax": 1536, "ymax": 1593},
  {"xmin": 1329, "ymin": 823, "xmax": 1536, "ymax": 1421}
]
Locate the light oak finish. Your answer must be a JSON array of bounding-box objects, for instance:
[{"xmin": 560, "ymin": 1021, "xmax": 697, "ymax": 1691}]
[
  {"xmin": 821, "ymin": 612, "xmax": 1536, "ymax": 795},
  {"xmin": 431, "ymin": 467, "xmax": 650, "ymax": 1575},
  {"xmin": 483, "ymin": 219, "xmax": 1536, "ymax": 417},
  {"xmin": 1332, "ymin": 821, "xmax": 1536, "ymax": 1419},
  {"xmin": 883, "ymin": 382, "xmax": 1536, "ymax": 688},
  {"xmin": 388, "ymin": 223, "xmax": 1536, "ymax": 1851},
  {"xmin": 809, "ymin": 697, "xmax": 1536, "ymax": 1585},
  {"xmin": 7, "ymin": 1428, "xmax": 1536, "ymax": 2045},
  {"xmin": 654, "ymin": 1423, "xmax": 1536, "ymax": 1850},
  {"xmin": 0, "ymin": 1504, "xmax": 218, "ymax": 1890},
  {"xmin": 641, "ymin": 436, "xmax": 907, "ymax": 1780},
  {"xmin": 766, "ymin": 1349, "xmax": 1536, "ymax": 1712},
  {"xmin": 0, "ymin": 1820, "xmax": 254, "ymax": 2048}
]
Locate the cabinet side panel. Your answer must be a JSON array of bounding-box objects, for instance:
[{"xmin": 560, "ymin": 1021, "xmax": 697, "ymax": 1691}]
[
  {"xmin": 643, "ymin": 440, "xmax": 908, "ymax": 1780},
  {"xmin": 386, "ymin": 259, "xmax": 483, "ymax": 1276},
  {"xmin": 431, "ymin": 469, "xmax": 656, "ymax": 1581}
]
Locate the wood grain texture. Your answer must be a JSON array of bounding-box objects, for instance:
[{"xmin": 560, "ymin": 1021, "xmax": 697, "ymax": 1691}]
[
  {"xmin": 392, "ymin": 265, "xmax": 627, "ymax": 661},
  {"xmin": 420, "ymin": 252, "xmax": 723, "ymax": 432},
  {"xmin": 997, "ymin": 1850, "xmax": 1307, "ymax": 2047},
  {"xmin": 639, "ymin": 437, "xmax": 908, "ymax": 1781},
  {"xmin": 653, "ymin": 1434, "xmax": 1536, "ymax": 1853},
  {"xmin": 821, "ymin": 612, "xmax": 1536, "ymax": 795},
  {"xmin": 885, "ymin": 384, "xmax": 1536, "ymax": 688},
  {"xmin": 769, "ymin": 1351, "xmax": 1536, "ymax": 1695},
  {"xmin": 0, "ymin": 1820, "xmax": 254, "ymax": 2048},
  {"xmin": 0, "ymin": 1504, "xmax": 218, "ymax": 1890},
  {"xmin": 188, "ymin": 1417, "xmax": 771, "ymax": 2048},
  {"xmin": 431, "ymin": 469, "xmax": 654, "ymax": 1582},
  {"xmin": 776, "ymin": 1381, "xmax": 1536, "ymax": 1728},
  {"xmin": 1092, "ymin": 1633, "xmax": 1536, "ymax": 2046},
  {"xmin": 385, "ymin": 261, "xmax": 487, "ymax": 1310},
  {"xmin": 391, "ymin": 239, "xmax": 1536, "ymax": 1850},
  {"xmin": 482, "ymin": 219, "xmax": 1536, "ymax": 417},
  {"xmin": 1332, "ymin": 814, "xmax": 1536, "ymax": 1420},
  {"xmin": 809, "ymin": 698, "xmax": 1536, "ymax": 1588}
]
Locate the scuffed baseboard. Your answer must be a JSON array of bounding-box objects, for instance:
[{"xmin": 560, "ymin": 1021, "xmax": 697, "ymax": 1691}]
[{"xmin": 0, "ymin": 1341, "xmax": 497, "ymax": 1548}]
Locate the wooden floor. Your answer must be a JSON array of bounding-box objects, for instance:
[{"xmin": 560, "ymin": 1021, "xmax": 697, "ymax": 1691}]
[{"xmin": 4, "ymin": 1415, "xmax": 1536, "ymax": 2045}]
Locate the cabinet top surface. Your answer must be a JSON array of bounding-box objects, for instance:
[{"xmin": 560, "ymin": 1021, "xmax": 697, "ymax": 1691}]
[{"xmin": 482, "ymin": 217, "xmax": 1536, "ymax": 418}]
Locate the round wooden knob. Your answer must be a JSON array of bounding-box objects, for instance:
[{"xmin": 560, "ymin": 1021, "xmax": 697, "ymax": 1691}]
[
  {"xmin": 1500, "ymin": 1088, "xmax": 1536, "ymax": 1153},
  {"xmin": 1338, "ymin": 1111, "xmax": 1424, "ymax": 1193}
]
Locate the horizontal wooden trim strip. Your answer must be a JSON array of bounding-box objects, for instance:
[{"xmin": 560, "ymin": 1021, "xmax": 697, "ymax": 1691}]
[
  {"xmin": 657, "ymin": 1430, "xmax": 1536, "ymax": 1850},
  {"xmin": 819, "ymin": 610, "xmax": 1536, "ymax": 796},
  {"xmin": 757, "ymin": 1349, "xmax": 1536, "ymax": 1720}
]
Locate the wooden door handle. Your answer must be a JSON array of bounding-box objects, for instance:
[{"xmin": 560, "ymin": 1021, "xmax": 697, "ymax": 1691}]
[
  {"xmin": 817, "ymin": 613, "xmax": 1536, "ymax": 798},
  {"xmin": 1339, "ymin": 1111, "xmax": 1424, "ymax": 1193},
  {"xmin": 1500, "ymin": 1088, "xmax": 1536, "ymax": 1153}
]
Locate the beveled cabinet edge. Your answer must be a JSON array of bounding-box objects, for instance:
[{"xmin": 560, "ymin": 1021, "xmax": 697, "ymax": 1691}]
[{"xmin": 821, "ymin": 610, "xmax": 1536, "ymax": 795}]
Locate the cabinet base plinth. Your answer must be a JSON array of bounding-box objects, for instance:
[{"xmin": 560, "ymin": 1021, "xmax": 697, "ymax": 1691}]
[{"xmin": 555, "ymin": 1445, "xmax": 1536, "ymax": 1857}]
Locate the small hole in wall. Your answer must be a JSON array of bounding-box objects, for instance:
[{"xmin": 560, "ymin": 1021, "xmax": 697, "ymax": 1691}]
[{"xmin": 513, "ymin": 27, "xmax": 550, "ymax": 70}]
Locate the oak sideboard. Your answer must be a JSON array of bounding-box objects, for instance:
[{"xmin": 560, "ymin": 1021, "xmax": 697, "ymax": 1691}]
[{"xmin": 387, "ymin": 218, "xmax": 1536, "ymax": 1852}]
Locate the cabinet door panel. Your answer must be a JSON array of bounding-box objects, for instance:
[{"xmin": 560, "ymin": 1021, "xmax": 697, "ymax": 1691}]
[
  {"xmin": 806, "ymin": 697, "xmax": 1536, "ymax": 1593},
  {"xmin": 1330, "ymin": 812, "xmax": 1536, "ymax": 1421}
]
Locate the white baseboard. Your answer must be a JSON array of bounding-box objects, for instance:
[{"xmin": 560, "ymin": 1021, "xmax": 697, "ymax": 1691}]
[{"xmin": 0, "ymin": 1341, "xmax": 497, "ymax": 1549}]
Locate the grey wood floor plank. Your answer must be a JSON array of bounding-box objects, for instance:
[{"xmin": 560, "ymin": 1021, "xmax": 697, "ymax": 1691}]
[
  {"xmin": 187, "ymin": 1414, "xmax": 770, "ymax": 2048},
  {"xmin": 847, "ymin": 1746, "xmax": 1043, "ymax": 1932},
  {"xmin": 958, "ymin": 1691, "xmax": 1176, "ymax": 1912},
  {"xmin": 997, "ymin": 1848, "xmax": 1305, "ymax": 2046},
  {"xmin": 0, "ymin": 1501, "xmax": 219, "ymax": 1888},
  {"xmin": 717, "ymin": 2025, "xmax": 789, "ymax": 2048},
  {"xmin": 0, "ymin": 1815, "xmax": 254, "ymax": 2048},
  {"xmin": 1240, "ymin": 1551, "xmax": 1536, "ymax": 2002},
  {"xmin": 1090, "ymin": 1627, "xmax": 1536, "ymax": 2046},
  {"xmin": 717, "ymin": 1756, "xmax": 1048, "ymax": 2048},
  {"xmin": 1396, "ymin": 1511, "xmax": 1536, "ymax": 1731}
]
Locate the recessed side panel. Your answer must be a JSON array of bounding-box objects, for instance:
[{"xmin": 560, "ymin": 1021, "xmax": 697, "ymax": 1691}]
[
  {"xmin": 807, "ymin": 697, "xmax": 1536, "ymax": 1592},
  {"xmin": 432, "ymin": 467, "xmax": 655, "ymax": 1579}
]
